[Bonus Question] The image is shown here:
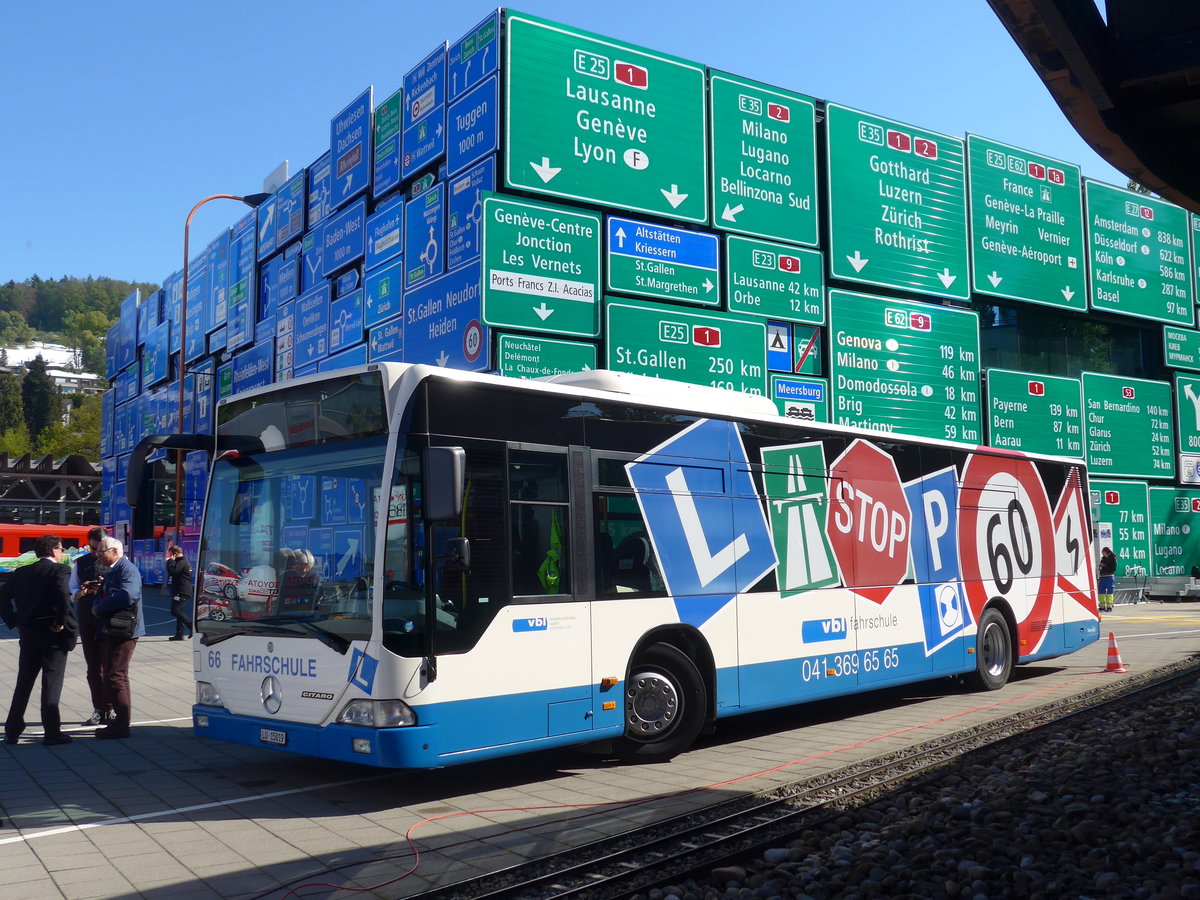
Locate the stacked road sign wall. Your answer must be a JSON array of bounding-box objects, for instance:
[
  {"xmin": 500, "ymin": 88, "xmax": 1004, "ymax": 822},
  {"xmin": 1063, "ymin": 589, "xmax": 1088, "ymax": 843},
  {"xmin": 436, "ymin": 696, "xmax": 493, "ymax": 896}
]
[{"xmin": 99, "ymin": 9, "xmax": 1200, "ymax": 579}]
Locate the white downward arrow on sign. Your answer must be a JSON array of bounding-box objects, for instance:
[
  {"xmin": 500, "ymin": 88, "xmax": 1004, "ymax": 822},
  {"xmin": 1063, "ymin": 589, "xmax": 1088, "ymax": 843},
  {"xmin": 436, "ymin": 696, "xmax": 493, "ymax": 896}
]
[
  {"xmin": 846, "ymin": 251, "xmax": 869, "ymax": 273},
  {"xmin": 661, "ymin": 184, "xmax": 688, "ymax": 208},
  {"xmin": 530, "ymin": 157, "xmax": 561, "ymax": 183},
  {"xmin": 1062, "ymin": 286, "xmax": 1075, "ymax": 301},
  {"xmin": 938, "ymin": 268, "xmax": 957, "ymax": 288},
  {"xmin": 665, "ymin": 466, "xmax": 749, "ymax": 588},
  {"xmin": 534, "ymin": 303, "xmax": 554, "ymax": 320},
  {"xmin": 988, "ymin": 272, "xmax": 1003, "ymax": 287}
]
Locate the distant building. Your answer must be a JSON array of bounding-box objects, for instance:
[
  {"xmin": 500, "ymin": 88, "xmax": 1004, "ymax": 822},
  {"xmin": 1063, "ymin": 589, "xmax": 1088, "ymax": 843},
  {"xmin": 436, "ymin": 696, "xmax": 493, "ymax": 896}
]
[{"xmin": 0, "ymin": 342, "xmax": 105, "ymax": 395}]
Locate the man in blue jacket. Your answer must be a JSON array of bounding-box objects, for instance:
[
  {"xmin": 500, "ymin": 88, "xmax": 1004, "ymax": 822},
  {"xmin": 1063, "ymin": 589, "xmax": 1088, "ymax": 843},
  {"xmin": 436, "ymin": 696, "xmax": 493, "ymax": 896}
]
[
  {"xmin": 81, "ymin": 536, "xmax": 144, "ymax": 740},
  {"xmin": 1, "ymin": 535, "xmax": 77, "ymax": 746}
]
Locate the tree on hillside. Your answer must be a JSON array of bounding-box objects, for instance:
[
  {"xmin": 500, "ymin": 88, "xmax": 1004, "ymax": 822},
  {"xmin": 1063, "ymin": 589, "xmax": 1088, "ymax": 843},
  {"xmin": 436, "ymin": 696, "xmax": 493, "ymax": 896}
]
[
  {"xmin": 0, "ymin": 421, "xmax": 33, "ymax": 458},
  {"xmin": 20, "ymin": 355, "xmax": 57, "ymax": 440},
  {"xmin": 37, "ymin": 394, "xmax": 101, "ymax": 458},
  {"xmin": 0, "ymin": 372, "xmax": 22, "ymax": 433}
]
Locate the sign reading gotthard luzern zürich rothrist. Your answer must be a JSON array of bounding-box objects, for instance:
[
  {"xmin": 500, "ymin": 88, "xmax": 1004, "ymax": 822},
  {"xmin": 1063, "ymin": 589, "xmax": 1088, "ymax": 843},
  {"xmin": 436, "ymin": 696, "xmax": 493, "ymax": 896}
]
[
  {"xmin": 481, "ymin": 193, "xmax": 601, "ymax": 337},
  {"xmin": 503, "ymin": 11, "xmax": 708, "ymax": 223},
  {"xmin": 967, "ymin": 135, "xmax": 1086, "ymax": 310},
  {"xmin": 708, "ymin": 71, "xmax": 817, "ymax": 246},
  {"xmin": 1085, "ymin": 180, "xmax": 1195, "ymax": 325},
  {"xmin": 1082, "ymin": 371, "xmax": 1175, "ymax": 479},
  {"xmin": 828, "ymin": 289, "xmax": 980, "ymax": 443},
  {"xmin": 825, "ymin": 103, "xmax": 969, "ymax": 300}
]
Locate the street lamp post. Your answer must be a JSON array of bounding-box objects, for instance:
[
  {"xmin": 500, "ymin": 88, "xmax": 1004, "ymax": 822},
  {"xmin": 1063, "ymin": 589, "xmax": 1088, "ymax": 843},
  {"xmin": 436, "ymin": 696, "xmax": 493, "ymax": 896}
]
[{"xmin": 174, "ymin": 192, "xmax": 271, "ymax": 541}]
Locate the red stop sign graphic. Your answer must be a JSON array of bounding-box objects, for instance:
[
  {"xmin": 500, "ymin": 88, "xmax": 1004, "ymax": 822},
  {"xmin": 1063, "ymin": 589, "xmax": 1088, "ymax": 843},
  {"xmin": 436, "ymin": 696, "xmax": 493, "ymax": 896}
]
[
  {"xmin": 958, "ymin": 453, "xmax": 1055, "ymax": 653},
  {"xmin": 826, "ymin": 440, "xmax": 912, "ymax": 604}
]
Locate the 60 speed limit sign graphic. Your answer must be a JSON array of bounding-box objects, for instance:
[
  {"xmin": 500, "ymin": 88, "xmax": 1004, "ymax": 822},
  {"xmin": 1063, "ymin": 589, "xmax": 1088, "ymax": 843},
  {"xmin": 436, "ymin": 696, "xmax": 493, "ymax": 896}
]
[{"xmin": 958, "ymin": 454, "xmax": 1056, "ymax": 654}]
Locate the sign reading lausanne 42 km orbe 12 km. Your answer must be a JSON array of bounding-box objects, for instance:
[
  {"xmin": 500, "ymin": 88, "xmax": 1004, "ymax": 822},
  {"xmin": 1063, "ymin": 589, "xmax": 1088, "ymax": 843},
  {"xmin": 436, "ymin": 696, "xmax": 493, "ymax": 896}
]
[
  {"xmin": 967, "ymin": 135, "xmax": 1086, "ymax": 310},
  {"xmin": 503, "ymin": 12, "xmax": 708, "ymax": 224},
  {"xmin": 826, "ymin": 104, "xmax": 969, "ymax": 300}
]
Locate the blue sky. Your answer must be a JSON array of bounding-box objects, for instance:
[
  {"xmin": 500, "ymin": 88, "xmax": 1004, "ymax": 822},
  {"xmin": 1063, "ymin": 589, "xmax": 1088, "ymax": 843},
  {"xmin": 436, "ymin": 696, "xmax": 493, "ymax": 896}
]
[{"xmin": 0, "ymin": 1, "xmax": 1125, "ymax": 286}]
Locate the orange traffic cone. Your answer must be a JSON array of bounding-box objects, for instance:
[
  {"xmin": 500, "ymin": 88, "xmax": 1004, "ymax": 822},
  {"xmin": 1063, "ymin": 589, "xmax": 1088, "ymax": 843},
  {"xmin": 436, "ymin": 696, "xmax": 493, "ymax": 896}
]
[{"xmin": 1104, "ymin": 632, "xmax": 1128, "ymax": 673}]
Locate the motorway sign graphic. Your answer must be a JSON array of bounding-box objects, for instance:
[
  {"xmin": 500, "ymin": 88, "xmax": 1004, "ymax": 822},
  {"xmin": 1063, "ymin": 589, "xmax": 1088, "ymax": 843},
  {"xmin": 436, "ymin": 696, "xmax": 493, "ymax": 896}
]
[
  {"xmin": 606, "ymin": 215, "xmax": 719, "ymax": 306},
  {"xmin": 826, "ymin": 103, "xmax": 969, "ymax": 299},
  {"xmin": 504, "ymin": 11, "xmax": 708, "ymax": 223},
  {"xmin": 1085, "ymin": 180, "xmax": 1194, "ymax": 325},
  {"xmin": 726, "ymin": 235, "xmax": 823, "ymax": 324},
  {"xmin": 760, "ymin": 441, "xmax": 837, "ymax": 593},
  {"xmin": 1082, "ymin": 371, "xmax": 1175, "ymax": 479},
  {"xmin": 828, "ymin": 289, "xmax": 980, "ymax": 443},
  {"xmin": 709, "ymin": 71, "xmax": 817, "ymax": 245},
  {"xmin": 967, "ymin": 134, "xmax": 1086, "ymax": 310},
  {"xmin": 985, "ymin": 369, "xmax": 1084, "ymax": 457},
  {"xmin": 606, "ymin": 297, "xmax": 767, "ymax": 395},
  {"xmin": 482, "ymin": 194, "xmax": 601, "ymax": 337}
]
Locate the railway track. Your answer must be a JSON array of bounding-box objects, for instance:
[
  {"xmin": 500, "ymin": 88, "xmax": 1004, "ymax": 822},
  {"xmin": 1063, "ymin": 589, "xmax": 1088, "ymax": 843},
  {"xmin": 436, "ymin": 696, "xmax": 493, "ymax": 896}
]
[{"xmin": 412, "ymin": 656, "xmax": 1200, "ymax": 900}]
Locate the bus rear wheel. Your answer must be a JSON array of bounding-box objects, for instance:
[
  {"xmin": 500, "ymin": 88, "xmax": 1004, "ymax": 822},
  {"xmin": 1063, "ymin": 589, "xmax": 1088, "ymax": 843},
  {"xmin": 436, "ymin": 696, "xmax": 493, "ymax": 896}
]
[
  {"xmin": 970, "ymin": 608, "xmax": 1013, "ymax": 691},
  {"xmin": 616, "ymin": 643, "xmax": 706, "ymax": 763}
]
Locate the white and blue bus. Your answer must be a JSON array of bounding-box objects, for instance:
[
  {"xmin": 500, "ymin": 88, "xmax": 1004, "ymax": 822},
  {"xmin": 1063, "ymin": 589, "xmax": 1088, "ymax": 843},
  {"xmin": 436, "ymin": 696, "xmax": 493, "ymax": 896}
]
[{"xmin": 131, "ymin": 364, "xmax": 1101, "ymax": 768}]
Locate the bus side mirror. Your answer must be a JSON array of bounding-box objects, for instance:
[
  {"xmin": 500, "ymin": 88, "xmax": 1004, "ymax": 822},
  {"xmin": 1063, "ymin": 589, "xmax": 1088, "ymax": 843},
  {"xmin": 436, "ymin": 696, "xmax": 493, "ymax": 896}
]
[
  {"xmin": 442, "ymin": 537, "xmax": 470, "ymax": 573},
  {"xmin": 424, "ymin": 447, "xmax": 466, "ymax": 522}
]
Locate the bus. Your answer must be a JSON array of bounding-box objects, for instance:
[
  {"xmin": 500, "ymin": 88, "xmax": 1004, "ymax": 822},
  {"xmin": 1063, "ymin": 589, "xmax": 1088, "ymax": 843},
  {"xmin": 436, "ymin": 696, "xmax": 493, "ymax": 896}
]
[{"xmin": 128, "ymin": 363, "xmax": 1100, "ymax": 768}]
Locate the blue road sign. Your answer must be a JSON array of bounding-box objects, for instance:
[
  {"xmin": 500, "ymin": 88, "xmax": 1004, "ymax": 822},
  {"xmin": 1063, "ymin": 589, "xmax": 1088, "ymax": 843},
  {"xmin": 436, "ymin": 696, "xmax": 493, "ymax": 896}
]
[
  {"xmin": 365, "ymin": 257, "xmax": 403, "ymax": 328},
  {"xmin": 254, "ymin": 315, "xmax": 277, "ymax": 344},
  {"xmin": 142, "ymin": 322, "xmax": 169, "ymax": 387},
  {"xmin": 257, "ymin": 194, "xmax": 278, "ymax": 260},
  {"xmin": 608, "ymin": 215, "xmax": 721, "ymax": 270},
  {"xmin": 447, "ymin": 156, "xmax": 494, "ymax": 271},
  {"xmin": 448, "ymin": 10, "xmax": 499, "ymax": 100},
  {"xmin": 902, "ymin": 468, "xmax": 972, "ymax": 655},
  {"xmin": 402, "ymin": 44, "xmax": 447, "ymax": 178},
  {"xmin": 307, "ymin": 152, "xmax": 333, "ymax": 227},
  {"xmin": 374, "ymin": 88, "xmax": 403, "ymax": 199},
  {"xmin": 301, "ymin": 230, "xmax": 323, "ymax": 293},
  {"xmin": 330, "ymin": 288, "xmax": 364, "ymax": 353},
  {"xmin": 336, "ymin": 268, "xmax": 360, "ymax": 298},
  {"xmin": 232, "ymin": 340, "xmax": 274, "ymax": 395},
  {"xmin": 405, "ymin": 183, "xmax": 445, "ymax": 289},
  {"xmin": 365, "ymin": 193, "xmax": 403, "ymax": 270},
  {"xmin": 322, "ymin": 198, "xmax": 366, "ymax": 278},
  {"xmin": 402, "ymin": 261, "xmax": 487, "ymax": 370},
  {"xmin": 259, "ymin": 255, "xmax": 280, "ymax": 322},
  {"xmin": 275, "ymin": 171, "xmax": 307, "ymax": 248},
  {"xmin": 626, "ymin": 418, "xmax": 776, "ymax": 627},
  {"xmin": 331, "ymin": 87, "xmax": 373, "ymax": 209},
  {"xmin": 278, "ymin": 255, "xmax": 300, "ymax": 307},
  {"xmin": 319, "ymin": 342, "xmax": 369, "ymax": 372},
  {"xmin": 294, "ymin": 283, "xmax": 330, "ymax": 368},
  {"xmin": 766, "ymin": 321, "xmax": 790, "ymax": 372},
  {"xmin": 117, "ymin": 291, "xmax": 138, "ymax": 373},
  {"xmin": 208, "ymin": 325, "xmax": 227, "ymax": 355},
  {"xmin": 369, "ymin": 317, "xmax": 403, "ymax": 363},
  {"xmin": 447, "ymin": 74, "xmax": 498, "ymax": 176}
]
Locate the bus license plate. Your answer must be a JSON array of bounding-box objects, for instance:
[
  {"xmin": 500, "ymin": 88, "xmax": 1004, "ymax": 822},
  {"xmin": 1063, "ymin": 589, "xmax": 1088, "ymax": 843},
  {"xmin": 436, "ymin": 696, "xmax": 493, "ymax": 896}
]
[{"xmin": 260, "ymin": 728, "xmax": 287, "ymax": 746}]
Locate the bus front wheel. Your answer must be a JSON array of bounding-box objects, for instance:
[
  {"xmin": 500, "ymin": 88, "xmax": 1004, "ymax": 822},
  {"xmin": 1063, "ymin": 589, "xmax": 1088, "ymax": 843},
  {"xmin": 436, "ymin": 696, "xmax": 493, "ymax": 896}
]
[
  {"xmin": 970, "ymin": 608, "xmax": 1013, "ymax": 691},
  {"xmin": 616, "ymin": 643, "xmax": 706, "ymax": 763}
]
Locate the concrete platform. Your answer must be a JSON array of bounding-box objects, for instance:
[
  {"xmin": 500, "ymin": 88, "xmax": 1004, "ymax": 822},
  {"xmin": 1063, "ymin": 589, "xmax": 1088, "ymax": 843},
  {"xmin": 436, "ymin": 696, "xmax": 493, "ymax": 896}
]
[{"xmin": 1, "ymin": 597, "xmax": 1197, "ymax": 899}]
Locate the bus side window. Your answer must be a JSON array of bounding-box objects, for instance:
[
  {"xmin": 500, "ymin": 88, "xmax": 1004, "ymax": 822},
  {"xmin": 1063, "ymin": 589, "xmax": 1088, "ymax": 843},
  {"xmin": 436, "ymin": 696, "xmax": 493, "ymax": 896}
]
[{"xmin": 509, "ymin": 449, "xmax": 570, "ymax": 597}]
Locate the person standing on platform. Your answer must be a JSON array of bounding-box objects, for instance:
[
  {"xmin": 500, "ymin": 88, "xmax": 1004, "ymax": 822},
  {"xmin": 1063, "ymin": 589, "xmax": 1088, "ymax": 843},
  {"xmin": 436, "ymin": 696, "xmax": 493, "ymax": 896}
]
[
  {"xmin": 82, "ymin": 536, "xmax": 143, "ymax": 740},
  {"xmin": 70, "ymin": 526, "xmax": 112, "ymax": 727},
  {"xmin": 1098, "ymin": 546, "xmax": 1117, "ymax": 613},
  {"xmin": 165, "ymin": 545, "xmax": 193, "ymax": 640},
  {"xmin": 1, "ymin": 535, "xmax": 77, "ymax": 746}
]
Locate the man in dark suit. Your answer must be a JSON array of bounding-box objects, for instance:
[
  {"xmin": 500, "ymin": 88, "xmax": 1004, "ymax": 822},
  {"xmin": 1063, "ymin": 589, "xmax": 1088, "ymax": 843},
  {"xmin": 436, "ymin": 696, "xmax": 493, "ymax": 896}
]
[{"xmin": 1, "ymin": 535, "xmax": 77, "ymax": 747}]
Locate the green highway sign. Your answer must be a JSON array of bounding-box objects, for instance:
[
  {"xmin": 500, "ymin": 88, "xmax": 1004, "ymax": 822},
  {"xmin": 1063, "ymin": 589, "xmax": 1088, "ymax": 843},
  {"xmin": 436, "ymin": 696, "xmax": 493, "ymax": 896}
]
[
  {"xmin": 1165, "ymin": 326, "xmax": 1200, "ymax": 372},
  {"xmin": 984, "ymin": 369, "xmax": 1083, "ymax": 457},
  {"xmin": 1175, "ymin": 372, "xmax": 1200, "ymax": 461},
  {"xmin": 605, "ymin": 215, "xmax": 720, "ymax": 306},
  {"xmin": 605, "ymin": 296, "xmax": 767, "ymax": 395},
  {"xmin": 1089, "ymin": 479, "xmax": 1151, "ymax": 576},
  {"xmin": 825, "ymin": 103, "xmax": 969, "ymax": 300},
  {"xmin": 481, "ymin": 194, "xmax": 601, "ymax": 337},
  {"xmin": 966, "ymin": 135, "xmax": 1086, "ymax": 310},
  {"xmin": 496, "ymin": 333, "xmax": 598, "ymax": 379},
  {"xmin": 1082, "ymin": 371, "xmax": 1175, "ymax": 479},
  {"xmin": 770, "ymin": 374, "xmax": 828, "ymax": 422},
  {"xmin": 726, "ymin": 236, "xmax": 823, "ymax": 324},
  {"xmin": 1085, "ymin": 180, "xmax": 1194, "ymax": 325},
  {"xmin": 708, "ymin": 72, "xmax": 817, "ymax": 245},
  {"xmin": 1148, "ymin": 487, "xmax": 1200, "ymax": 576},
  {"xmin": 828, "ymin": 289, "xmax": 980, "ymax": 443},
  {"xmin": 793, "ymin": 325, "xmax": 821, "ymax": 374},
  {"xmin": 503, "ymin": 11, "xmax": 708, "ymax": 223}
]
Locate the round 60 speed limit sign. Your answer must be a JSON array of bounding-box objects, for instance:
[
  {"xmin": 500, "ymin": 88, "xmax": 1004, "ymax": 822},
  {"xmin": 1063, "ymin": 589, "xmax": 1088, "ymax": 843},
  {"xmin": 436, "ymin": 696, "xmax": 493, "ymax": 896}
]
[{"xmin": 958, "ymin": 453, "xmax": 1056, "ymax": 654}]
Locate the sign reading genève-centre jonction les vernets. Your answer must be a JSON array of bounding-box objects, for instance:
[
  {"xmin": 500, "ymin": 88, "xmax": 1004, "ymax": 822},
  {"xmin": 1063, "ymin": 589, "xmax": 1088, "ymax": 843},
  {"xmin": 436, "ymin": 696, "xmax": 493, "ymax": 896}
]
[{"xmin": 102, "ymin": 8, "xmax": 1200, "ymax": 576}]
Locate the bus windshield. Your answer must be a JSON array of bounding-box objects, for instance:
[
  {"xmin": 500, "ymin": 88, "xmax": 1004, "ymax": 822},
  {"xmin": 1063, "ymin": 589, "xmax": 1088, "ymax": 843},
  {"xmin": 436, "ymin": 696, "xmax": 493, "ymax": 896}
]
[{"xmin": 195, "ymin": 372, "xmax": 389, "ymax": 646}]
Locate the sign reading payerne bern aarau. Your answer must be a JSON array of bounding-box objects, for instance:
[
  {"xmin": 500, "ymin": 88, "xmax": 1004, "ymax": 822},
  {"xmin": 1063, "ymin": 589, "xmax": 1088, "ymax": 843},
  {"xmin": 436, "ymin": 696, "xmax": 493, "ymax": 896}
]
[
  {"xmin": 503, "ymin": 11, "xmax": 708, "ymax": 224},
  {"xmin": 967, "ymin": 135, "xmax": 1086, "ymax": 310},
  {"xmin": 825, "ymin": 103, "xmax": 969, "ymax": 300},
  {"xmin": 985, "ymin": 369, "xmax": 1083, "ymax": 458},
  {"xmin": 1085, "ymin": 180, "xmax": 1194, "ymax": 326},
  {"xmin": 708, "ymin": 71, "xmax": 818, "ymax": 246}
]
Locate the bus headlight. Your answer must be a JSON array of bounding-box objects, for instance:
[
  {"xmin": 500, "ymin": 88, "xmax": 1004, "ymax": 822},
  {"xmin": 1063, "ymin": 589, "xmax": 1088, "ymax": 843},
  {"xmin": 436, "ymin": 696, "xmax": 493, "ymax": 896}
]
[
  {"xmin": 336, "ymin": 699, "xmax": 416, "ymax": 727},
  {"xmin": 196, "ymin": 682, "xmax": 224, "ymax": 707}
]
